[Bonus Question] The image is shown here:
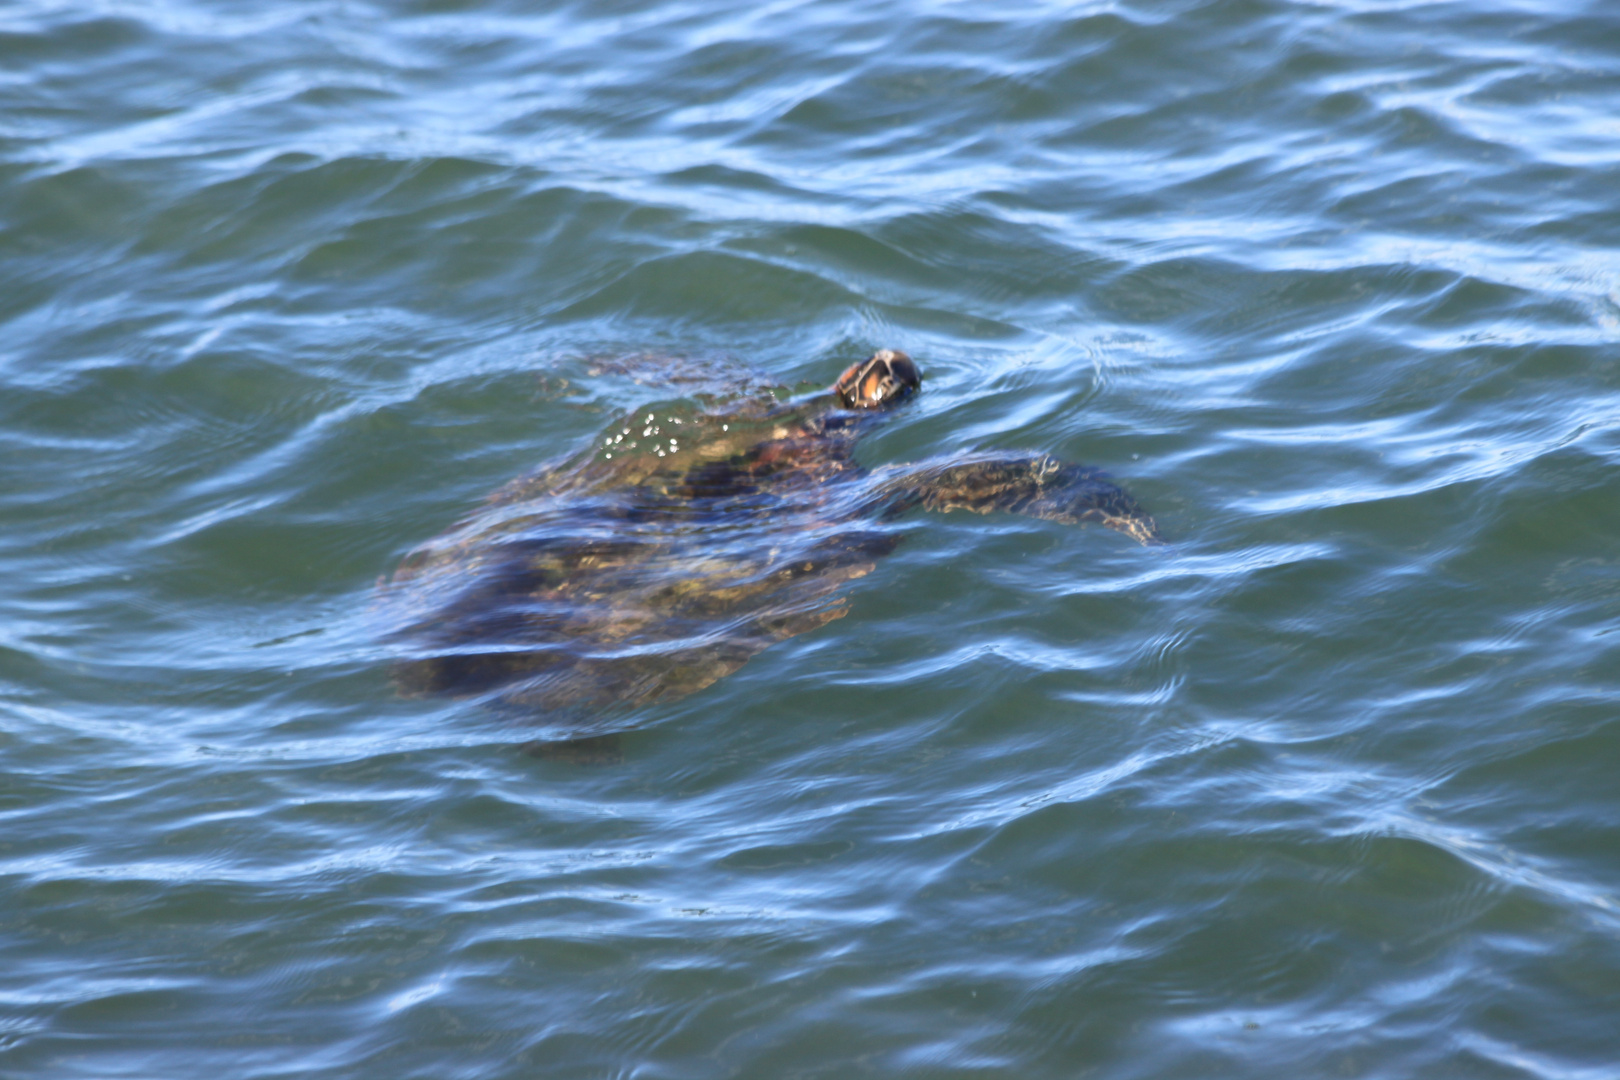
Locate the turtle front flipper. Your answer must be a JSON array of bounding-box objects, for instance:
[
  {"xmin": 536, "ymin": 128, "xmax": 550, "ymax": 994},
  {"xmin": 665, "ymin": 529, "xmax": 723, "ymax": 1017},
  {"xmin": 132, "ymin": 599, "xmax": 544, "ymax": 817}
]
[{"xmin": 874, "ymin": 453, "xmax": 1161, "ymax": 545}]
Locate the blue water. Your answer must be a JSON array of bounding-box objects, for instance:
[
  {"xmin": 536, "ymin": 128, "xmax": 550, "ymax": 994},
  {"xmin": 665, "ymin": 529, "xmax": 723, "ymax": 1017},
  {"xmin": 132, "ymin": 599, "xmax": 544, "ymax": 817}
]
[{"xmin": 3, "ymin": 0, "xmax": 1619, "ymax": 1076}]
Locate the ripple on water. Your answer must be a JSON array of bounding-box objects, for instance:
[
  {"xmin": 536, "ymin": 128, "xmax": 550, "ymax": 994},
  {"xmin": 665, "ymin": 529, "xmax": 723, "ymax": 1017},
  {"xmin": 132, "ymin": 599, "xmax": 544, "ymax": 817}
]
[{"xmin": 4, "ymin": 0, "xmax": 1620, "ymax": 1076}]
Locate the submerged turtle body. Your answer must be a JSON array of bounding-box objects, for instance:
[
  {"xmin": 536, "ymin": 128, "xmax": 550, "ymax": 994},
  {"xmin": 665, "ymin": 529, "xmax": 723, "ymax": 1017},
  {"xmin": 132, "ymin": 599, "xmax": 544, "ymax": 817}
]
[{"xmin": 383, "ymin": 350, "xmax": 1158, "ymax": 728}]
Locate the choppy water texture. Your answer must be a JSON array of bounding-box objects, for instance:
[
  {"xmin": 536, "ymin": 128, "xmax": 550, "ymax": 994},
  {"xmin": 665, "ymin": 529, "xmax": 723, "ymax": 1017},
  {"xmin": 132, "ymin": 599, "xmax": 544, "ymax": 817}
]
[{"xmin": 3, "ymin": 0, "xmax": 1619, "ymax": 1075}]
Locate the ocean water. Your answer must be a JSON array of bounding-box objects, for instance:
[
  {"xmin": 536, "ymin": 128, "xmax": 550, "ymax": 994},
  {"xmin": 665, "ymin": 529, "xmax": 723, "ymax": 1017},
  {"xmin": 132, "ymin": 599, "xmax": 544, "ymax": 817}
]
[{"xmin": 3, "ymin": 0, "xmax": 1619, "ymax": 1076}]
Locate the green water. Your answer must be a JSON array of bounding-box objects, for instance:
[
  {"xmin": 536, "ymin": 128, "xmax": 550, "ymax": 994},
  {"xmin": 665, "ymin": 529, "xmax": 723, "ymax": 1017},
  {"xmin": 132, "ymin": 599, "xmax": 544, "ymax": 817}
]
[{"xmin": 3, "ymin": 0, "xmax": 1619, "ymax": 1076}]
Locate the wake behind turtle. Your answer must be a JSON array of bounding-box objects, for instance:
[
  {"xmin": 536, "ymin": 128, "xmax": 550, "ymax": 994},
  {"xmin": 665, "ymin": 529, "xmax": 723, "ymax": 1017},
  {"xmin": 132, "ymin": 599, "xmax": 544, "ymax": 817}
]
[{"xmin": 382, "ymin": 350, "xmax": 1159, "ymax": 740}]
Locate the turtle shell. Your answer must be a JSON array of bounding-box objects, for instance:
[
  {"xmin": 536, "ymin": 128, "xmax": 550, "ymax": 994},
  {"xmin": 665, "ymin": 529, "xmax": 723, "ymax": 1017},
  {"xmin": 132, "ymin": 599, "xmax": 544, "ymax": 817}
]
[{"xmin": 381, "ymin": 383, "xmax": 896, "ymax": 731}]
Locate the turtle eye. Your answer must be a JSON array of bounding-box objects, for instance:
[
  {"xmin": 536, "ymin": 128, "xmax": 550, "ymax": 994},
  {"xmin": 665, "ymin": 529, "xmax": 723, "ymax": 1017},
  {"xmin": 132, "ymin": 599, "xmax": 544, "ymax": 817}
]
[{"xmin": 833, "ymin": 361, "xmax": 865, "ymax": 407}]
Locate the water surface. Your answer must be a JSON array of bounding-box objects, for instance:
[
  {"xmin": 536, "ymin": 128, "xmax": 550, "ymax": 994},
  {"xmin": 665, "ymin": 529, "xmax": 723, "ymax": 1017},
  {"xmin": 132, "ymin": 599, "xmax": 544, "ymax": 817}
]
[{"xmin": 3, "ymin": 0, "xmax": 1619, "ymax": 1076}]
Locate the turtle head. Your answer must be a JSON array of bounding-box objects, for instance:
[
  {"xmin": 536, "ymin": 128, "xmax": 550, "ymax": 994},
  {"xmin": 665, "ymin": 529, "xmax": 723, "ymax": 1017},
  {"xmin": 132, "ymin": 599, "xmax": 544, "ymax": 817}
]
[{"xmin": 833, "ymin": 349, "xmax": 920, "ymax": 410}]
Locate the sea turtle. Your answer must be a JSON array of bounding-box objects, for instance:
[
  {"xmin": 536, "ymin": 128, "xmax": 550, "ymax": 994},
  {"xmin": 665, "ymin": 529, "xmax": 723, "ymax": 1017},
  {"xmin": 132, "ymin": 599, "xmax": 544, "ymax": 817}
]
[{"xmin": 382, "ymin": 349, "xmax": 1159, "ymax": 741}]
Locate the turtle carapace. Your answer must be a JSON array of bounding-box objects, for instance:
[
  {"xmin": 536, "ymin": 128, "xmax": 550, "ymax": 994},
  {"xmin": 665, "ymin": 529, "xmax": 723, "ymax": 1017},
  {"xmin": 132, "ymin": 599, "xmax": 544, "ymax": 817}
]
[{"xmin": 382, "ymin": 350, "xmax": 1159, "ymax": 732}]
